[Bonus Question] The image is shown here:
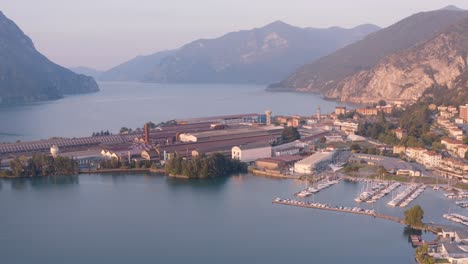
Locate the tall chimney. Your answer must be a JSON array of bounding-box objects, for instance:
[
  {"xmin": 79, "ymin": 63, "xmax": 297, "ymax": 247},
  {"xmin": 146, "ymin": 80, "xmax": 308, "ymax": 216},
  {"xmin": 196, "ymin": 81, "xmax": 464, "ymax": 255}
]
[{"xmin": 144, "ymin": 123, "xmax": 150, "ymax": 144}]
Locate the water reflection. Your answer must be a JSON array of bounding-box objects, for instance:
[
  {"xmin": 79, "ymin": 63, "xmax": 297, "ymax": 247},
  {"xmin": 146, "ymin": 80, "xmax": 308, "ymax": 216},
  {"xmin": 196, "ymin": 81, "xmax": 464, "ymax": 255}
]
[
  {"xmin": 5, "ymin": 175, "xmax": 79, "ymax": 190},
  {"xmin": 165, "ymin": 175, "xmax": 230, "ymax": 191}
]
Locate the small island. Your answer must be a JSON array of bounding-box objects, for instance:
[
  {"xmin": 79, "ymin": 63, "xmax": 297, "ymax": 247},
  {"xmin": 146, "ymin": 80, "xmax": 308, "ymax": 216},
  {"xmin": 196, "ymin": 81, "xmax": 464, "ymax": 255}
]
[{"xmin": 164, "ymin": 153, "xmax": 247, "ymax": 178}]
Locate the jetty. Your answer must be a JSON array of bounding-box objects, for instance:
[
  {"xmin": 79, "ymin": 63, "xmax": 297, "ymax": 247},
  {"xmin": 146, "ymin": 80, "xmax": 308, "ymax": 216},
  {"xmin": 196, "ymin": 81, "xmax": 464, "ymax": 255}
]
[
  {"xmin": 274, "ymin": 198, "xmax": 376, "ymax": 216},
  {"xmin": 354, "ymin": 182, "xmax": 400, "ymax": 203},
  {"xmin": 445, "ymin": 191, "xmax": 468, "ymax": 199},
  {"xmin": 455, "ymin": 200, "xmax": 468, "ymax": 208},
  {"xmin": 443, "ymin": 213, "xmax": 468, "ymax": 227},
  {"xmin": 295, "ymin": 179, "xmax": 340, "ymax": 197},
  {"xmin": 273, "ymin": 198, "xmax": 439, "ymax": 233}
]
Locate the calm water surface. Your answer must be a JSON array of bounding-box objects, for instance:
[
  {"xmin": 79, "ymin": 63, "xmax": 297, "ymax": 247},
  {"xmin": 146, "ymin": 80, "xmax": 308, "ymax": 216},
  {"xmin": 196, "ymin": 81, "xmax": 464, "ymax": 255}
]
[
  {"xmin": 1, "ymin": 174, "xmax": 464, "ymax": 264},
  {"xmin": 0, "ymin": 82, "xmax": 355, "ymax": 142}
]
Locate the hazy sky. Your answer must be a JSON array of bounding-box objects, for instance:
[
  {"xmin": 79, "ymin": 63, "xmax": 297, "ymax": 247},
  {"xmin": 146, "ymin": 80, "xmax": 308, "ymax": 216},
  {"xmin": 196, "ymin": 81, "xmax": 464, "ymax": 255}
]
[{"xmin": 2, "ymin": 0, "xmax": 467, "ymax": 70}]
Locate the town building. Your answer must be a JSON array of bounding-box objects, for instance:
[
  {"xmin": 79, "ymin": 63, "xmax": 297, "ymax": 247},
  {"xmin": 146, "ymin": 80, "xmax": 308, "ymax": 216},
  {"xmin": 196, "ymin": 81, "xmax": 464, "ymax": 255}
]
[
  {"xmin": 394, "ymin": 128, "xmax": 407, "ymax": 140},
  {"xmin": 439, "ymin": 158, "xmax": 468, "ymax": 178},
  {"xmin": 448, "ymin": 127, "xmax": 464, "ymax": 139},
  {"xmin": 255, "ymin": 155, "xmax": 303, "ymax": 171},
  {"xmin": 457, "ymin": 145, "xmax": 468, "ymax": 159},
  {"xmin": 420, "ymin": 151, "xmax": 442, "ymax": 168},
  {"xmin": 333, "ymin": 120, "xmax": 359, "ymax": 135},
  {"xmin": 232, "ymin": 142, "xmax": 272, "ymax": 162},
  {"xmin": 405, "ymin": 147, "xmax": 426, "ymax": 160},
  {"xmin": 441, "ymin": 138, "xmax": 464, "ymax": 153},
  {"xmin": 375, "ymin": 105, "xmax": 394, "ymax": 114},
  {"xmin": 436, "ymin": 228, "xmax": 468, "ymax": 264},
  {"xmin": 335, "ymin": 106, "xmax": 347, "ymax": 115},
  {"xmin": 460, "ymin": 104, "xmax": 468, "ymax": 123},
  {"xmin": 393, "ymin": 145, "xmax": 406, "ymax": 155},
  {"xmin": 356, "ymin": 107, "xmax": 378, "ymax": 116}
]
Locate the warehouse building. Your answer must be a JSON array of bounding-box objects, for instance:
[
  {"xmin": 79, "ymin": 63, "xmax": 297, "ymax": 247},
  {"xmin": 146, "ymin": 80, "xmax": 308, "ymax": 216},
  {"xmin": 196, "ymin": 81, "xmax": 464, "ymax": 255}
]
[{"xmin": 294, "ymin": 151, "xmax": 334, "ymax": 174}]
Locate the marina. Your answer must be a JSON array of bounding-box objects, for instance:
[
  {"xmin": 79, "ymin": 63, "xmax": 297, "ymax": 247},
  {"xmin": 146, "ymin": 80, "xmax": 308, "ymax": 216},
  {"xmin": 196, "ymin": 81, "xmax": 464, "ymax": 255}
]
[
  {"xmin": 295, "ymin": 178, "xmax": 340, "ymax": 197},
  {"xmin": 445, "ymin": 191, "xmax": 468, "ymax": 199},
  {"xmin": 442, "ymin": 213, "xmax": 468, "ymax": 227},
  {"xmin": 387, "ymin": 184, "xmax": 426, "ymax": 207},
  {"xmin": 354, "ymin": 181, "xmax": 401, "ymax": 203},
  {"xmin": 274, "ymin": 198, "xmax": 376, "ymax": 216},
  {"xmin": 455, "ymin": 200, "xmax": 468, "ymax": 209}
]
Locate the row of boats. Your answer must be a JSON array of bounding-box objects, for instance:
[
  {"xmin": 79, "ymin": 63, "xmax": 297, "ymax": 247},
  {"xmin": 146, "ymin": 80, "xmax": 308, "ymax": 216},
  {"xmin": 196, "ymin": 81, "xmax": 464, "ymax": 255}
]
[
  {"xmin": 455, "ymin": 200, "xmax": 468, "ymax": 209},
  {"xmin": 273, "ymin": 198, "xmax": 376, "ymax": 215},
  {"xmin": 387, "ymin": 184, "xmax": 426, "ymax": 207},
  {"xmin": 442, "ymin": 213, "xmax": 468, "ymax": 227},
  {"xmin": 296, "ymin": 179, "xmax": 340, "ymax": 198},
  {"xmin": 345, "ymin": 178, "xmax": 373, "ymax": 183},
  {"xmin": 354, "ymin": 182, "xmax": 401, "ymax": 203},
  {"xmin": 445, "ymin": 192, "xmax": 468, "ymax": 199}
]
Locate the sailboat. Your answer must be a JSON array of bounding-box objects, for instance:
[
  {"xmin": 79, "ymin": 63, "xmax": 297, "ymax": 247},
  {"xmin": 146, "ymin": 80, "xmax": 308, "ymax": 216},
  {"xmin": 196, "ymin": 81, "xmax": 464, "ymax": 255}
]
[{"xmin": 433, "ymin": 174, "xmax": 440, "ymax": 190}]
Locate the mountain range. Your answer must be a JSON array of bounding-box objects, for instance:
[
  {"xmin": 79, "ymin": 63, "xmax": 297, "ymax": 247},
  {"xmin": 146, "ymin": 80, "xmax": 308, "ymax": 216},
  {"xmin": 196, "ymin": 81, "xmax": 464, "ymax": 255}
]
[
  {"xmin": 0, "ymin": 11, "xmax": 98, "ymax": 105},
  {"xmin": 270, "ymin": 7, "xmax": 468, "ymax": 104},
  {"xmin": 99, "ymin": 21, "xmax": 380, "ymax": 84}
]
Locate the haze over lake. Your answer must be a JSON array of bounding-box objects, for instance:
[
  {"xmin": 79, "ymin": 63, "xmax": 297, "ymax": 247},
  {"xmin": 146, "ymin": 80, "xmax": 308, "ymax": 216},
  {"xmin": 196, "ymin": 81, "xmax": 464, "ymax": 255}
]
[{"xmin": 0, "ymin": 82, "xmax": 355, "ymax": 142}]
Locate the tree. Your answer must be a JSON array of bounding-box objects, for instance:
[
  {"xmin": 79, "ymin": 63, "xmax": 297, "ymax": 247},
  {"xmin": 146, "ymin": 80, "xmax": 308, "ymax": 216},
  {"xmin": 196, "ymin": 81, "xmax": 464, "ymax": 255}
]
[
  {"xmin": 378, "ymin": 100, "xmax": 386, "ymax": 106},
  {"xmin": 404, "ymin": 205, "xmax": 424, "ymax": 227},
  {"xmin": 281, "ymin": 127, "xmax": 300, "ymax": 143},
  {"xmin": 464, "ymin": 136, "xmax": 468, "ymax": 145},
  {"xmin": 465, "ymin": 150, "xmax": 468, "ymax": 161},
  {"xmin": 120, "ymin": 127, "xmax": 130, "ymax": 134},
  {"xmin": 350, "ymin": 143, "xmax": 361, "ymax": 152}
]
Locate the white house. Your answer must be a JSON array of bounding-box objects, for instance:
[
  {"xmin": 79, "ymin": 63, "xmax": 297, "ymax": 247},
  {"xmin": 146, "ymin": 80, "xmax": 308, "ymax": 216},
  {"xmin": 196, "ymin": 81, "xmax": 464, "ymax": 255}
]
[{"xmin": 232, "ymin": 142, "xmax": 272, "ymax": 162}]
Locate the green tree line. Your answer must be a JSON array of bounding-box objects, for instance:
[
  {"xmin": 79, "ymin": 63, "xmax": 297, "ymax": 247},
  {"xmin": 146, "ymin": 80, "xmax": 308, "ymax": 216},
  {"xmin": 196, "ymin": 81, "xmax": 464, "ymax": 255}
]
[
  {"xmin": 164, "ymin": 153, "xmax": 247, "ymax": 178},
  {"xmin": 6, "ymin": 154, "xmax": 77, "ymax": 177},
  {"xmin": 357, "ymin": 103, "xmax": 440, "ymax": 149}
]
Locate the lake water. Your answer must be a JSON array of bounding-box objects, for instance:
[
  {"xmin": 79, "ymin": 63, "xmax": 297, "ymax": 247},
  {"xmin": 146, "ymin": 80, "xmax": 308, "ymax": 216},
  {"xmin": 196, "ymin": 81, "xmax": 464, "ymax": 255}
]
[
  {"xmin": 0, "ymin": 82, "xmax": 355, "ymax": 143},
  {"xmin": 1, "ymin": 173, "xmax": 465, "ymax": 264}
]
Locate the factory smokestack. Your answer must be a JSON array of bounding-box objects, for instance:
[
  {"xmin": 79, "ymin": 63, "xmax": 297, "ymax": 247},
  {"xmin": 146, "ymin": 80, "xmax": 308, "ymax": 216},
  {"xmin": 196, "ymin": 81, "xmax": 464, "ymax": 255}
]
[{"xmin": 144, "ymin": 123, "xmax": 150, "ymax": 144}]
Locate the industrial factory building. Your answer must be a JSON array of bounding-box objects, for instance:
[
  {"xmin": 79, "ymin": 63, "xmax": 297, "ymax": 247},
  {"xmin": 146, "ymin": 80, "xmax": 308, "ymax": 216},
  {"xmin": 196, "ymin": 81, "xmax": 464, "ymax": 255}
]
[
  {"xmin": 294, "ymin": 151, "xmax": 334, "ymax": 174},
  {"xmin": 178, "ymin": 126, "xmax": 283, "ymax": 143}
]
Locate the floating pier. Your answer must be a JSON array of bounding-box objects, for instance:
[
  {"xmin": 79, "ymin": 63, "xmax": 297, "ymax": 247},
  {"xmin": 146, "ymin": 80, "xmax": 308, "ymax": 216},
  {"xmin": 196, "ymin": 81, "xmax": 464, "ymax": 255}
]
[{"xmin": 387, "ymin": 184, "xmax": 425, "ymax": 207}]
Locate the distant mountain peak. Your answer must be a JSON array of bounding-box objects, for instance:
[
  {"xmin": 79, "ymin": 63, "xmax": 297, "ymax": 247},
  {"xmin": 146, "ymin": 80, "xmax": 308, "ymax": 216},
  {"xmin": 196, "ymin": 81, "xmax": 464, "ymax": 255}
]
[
  {"xmin": 0, "ymin": 11, "xmax": 98, "ymax": 104},
  {"xmin": 262, "ymin": 20, "xmax": 295, "ymax": 30},
  {"xmin": 440, "ymin": 5, "xmax": 465, "ymax": 11}
]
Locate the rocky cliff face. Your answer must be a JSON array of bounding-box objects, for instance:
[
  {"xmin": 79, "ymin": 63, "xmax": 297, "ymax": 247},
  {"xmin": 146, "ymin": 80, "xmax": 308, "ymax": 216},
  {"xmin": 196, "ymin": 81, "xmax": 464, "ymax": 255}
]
[
  {"xmin": 326, "ymin": 18, "xmax": 468, "ymax": 103},
  {"xmin": 0, "ymin": 11, "xmax": 98, "ymax": 105},
  {"xmin": 271, "ymin": 8, "xmax": 468, "ymax": 104}
]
